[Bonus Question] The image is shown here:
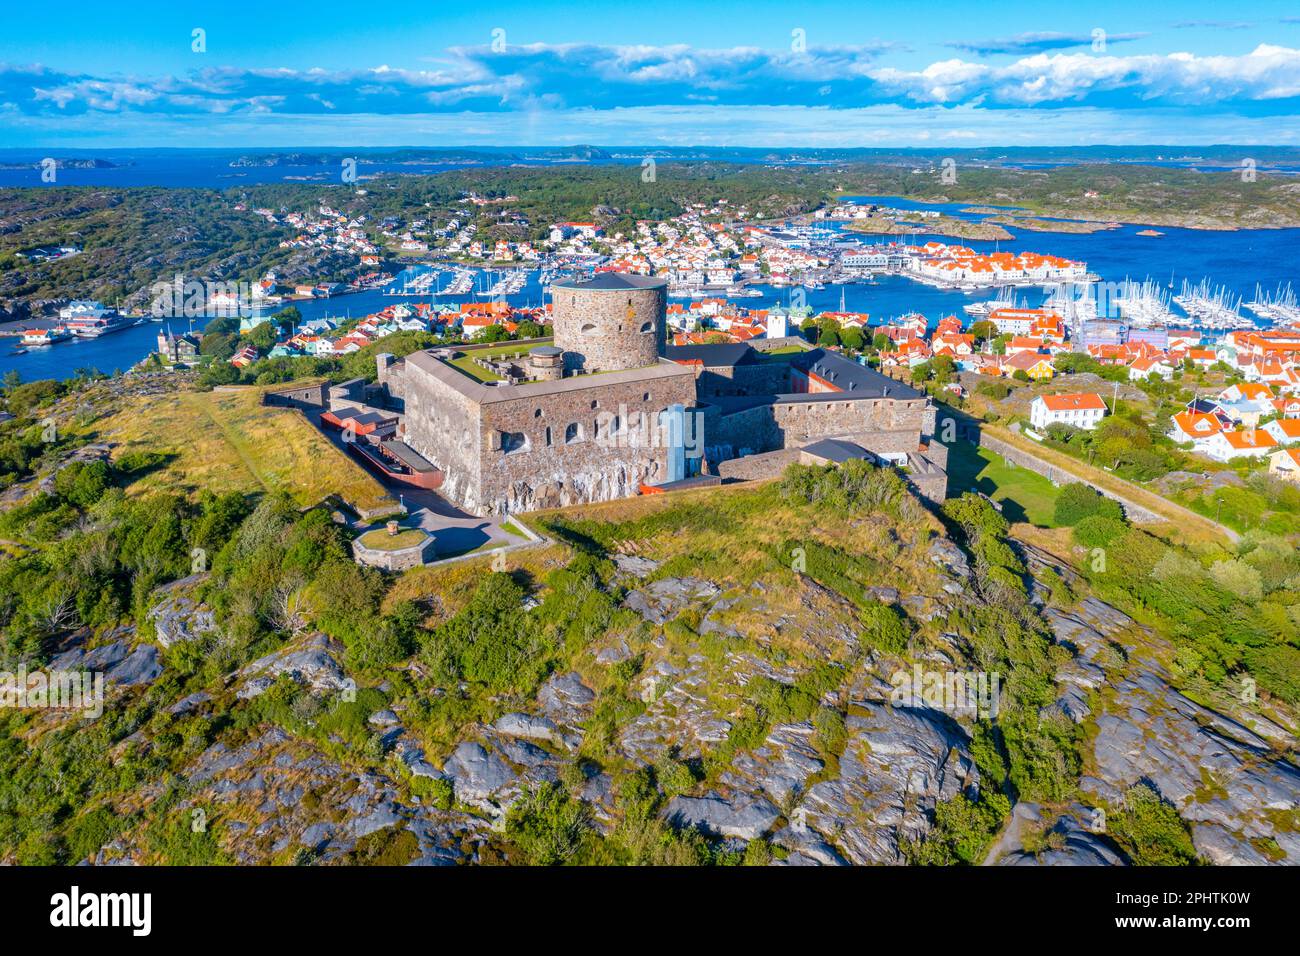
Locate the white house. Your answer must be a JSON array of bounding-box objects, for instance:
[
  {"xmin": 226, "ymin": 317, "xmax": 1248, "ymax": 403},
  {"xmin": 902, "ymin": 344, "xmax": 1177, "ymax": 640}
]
[
  {"xmin": 1201, "ymin": 428, "xmax": 1278, "ymax": 462},
  {"xmin": 1168, "ymin": 411, "xmax": 1223, "ymax": 446},
  {"xmin": 1128, "ymin": 356, "xmax": 1176, "ymax": 381},
  {"xmin": 1029, "ymin": 393, "xmax": 1108, "ymax": 431},
  {"xmin": 1262, "ymin": 417, "xmax": 1300, "ymax": 446}
]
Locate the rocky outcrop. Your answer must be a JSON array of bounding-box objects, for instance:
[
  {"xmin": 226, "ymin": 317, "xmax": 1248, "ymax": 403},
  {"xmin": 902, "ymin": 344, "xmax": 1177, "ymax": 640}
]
[
  {"xmin": 235, "ymin": 633, "xmax": 350, "ymax": 699},
  {"xmin": 990, "ymin": 803, "xmax": 1126, "ymax": 866},
  {"xmin": 148, "ymin": 576, "xmax": 218, "ymax": 649},
  {"xmin": 1084, "ymin": 668, "xmax": 1300, "ymax": 865},
  {"xmin": 95, "ymin": 727, "xmax": 492, "ymax": 866},
  {"xmin": 621, "ymin": 656, "xmax": 732, "ymax": 764},
  {"xmin": 1042, "ymin": 595, "xmax": 1300, "ymax": 865},
  {"xmin": 788, "ymin": 699, "xmax": 979, "ymax": 865},
  {"xmin": 662, "ymin": 792, "xmax": 781, "ymax": 841},
  {"xmin": 624, "ymin": 577, "xmax": 721, "ymax": 626},
  {"xmin": 50, "ymin": 630, "xmax": 162, "ymax": 688}
]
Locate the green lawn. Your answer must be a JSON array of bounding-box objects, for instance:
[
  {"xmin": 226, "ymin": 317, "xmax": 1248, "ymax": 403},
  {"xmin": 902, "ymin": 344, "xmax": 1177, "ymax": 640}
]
[
  {"xmin": 358, "ymin": 528, "xmax": 429, "ymax": 551},
  {"xmin": 944, "ymin": 440, "xmax": 1062, "ymax": 527},
  {"xmin": 448, "ymin": 355, "xmax": 504, "ymax": 382},
  {"xmin": 446, "ymin": 341, "xmax": 549, "ymax": 383}
]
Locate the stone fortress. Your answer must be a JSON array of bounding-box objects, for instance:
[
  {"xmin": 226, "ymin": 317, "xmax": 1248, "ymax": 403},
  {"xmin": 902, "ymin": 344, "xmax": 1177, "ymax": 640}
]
[{"xmin": 367, "ymin": 272, "xmax": 947, "ymax": 516}]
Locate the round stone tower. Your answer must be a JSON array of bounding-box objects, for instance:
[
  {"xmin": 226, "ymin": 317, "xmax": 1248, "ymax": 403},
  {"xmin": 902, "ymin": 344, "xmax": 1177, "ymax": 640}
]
[
  {"xmin": 550, "ymin": 273, "xmax": 667, "ymax": 373},
  {"xmin": 527, "ymin": 344, "xmax": 564, "ymax": 382}
]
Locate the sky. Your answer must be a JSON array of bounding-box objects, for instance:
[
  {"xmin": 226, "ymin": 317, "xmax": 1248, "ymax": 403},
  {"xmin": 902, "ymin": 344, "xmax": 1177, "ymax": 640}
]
[{"xmin": 2, "ymin": 0, "xmax": 1300, "ymax": 148}]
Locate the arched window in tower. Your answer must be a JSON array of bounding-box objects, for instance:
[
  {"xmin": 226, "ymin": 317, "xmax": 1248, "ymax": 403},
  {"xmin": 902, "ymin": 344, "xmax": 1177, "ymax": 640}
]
[
  {"xmin": 565, "ymin": 422, "xmax": 582, "ymax": 444},
  {"xmin": 639, "ymin": 321, "xmax": 652, "ymax": 333},
  {"xmin": 580, "ymin": 322, "xmax": 597, "ymax": 335}
]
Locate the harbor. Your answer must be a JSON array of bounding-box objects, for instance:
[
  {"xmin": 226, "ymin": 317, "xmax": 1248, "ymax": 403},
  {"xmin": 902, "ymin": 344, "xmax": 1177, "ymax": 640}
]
[{"xmin": 4, "ymin": 205, "xmax": 1300, "ymax": 381}]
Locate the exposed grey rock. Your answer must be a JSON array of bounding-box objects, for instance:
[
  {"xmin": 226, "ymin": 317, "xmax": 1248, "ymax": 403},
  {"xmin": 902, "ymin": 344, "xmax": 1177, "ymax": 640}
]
[
  {"xmin": 1041, "ymin": 685, "xmax": 1092, "ymax": 724},
  {"xmin": 50, "ymin": 637, "xmax": 163, "ymax": 688},
  {"xmin": 719, "ymin": 721, "xmax": 824, "ymax": 807},
  {"xmin": 106, "ymin": 645, "xmax": 163, "ymax": 687},
  {"xmin": 995, "ymin": 804, "xmax": 1126, "ymax": 866},
  {"xmin": 612, "ymin": 554, "xmax": 660, "ymax": 578},
  {"xmin": 538, "ymin": 671, "xmax": 595, "ymax": 725},
  {"xmin": 299, "ymin": 822, "xmax": 335, "ymax": 849},
  {"xmin": 236, "ymin": 633, "xmax": 349, "ymax": 699},
  {"xmin": 927, "ymin": 538, "xmax": 970, "ymax": 580},
  {"xmin": 441, "ymin": 742, "xmax": 517, "ymax": 812},
  {"xmin": 621, "ymin": 658, "xmax": 731, "ymax": 764},
  {"xmin": 791, "ymin": 701, "xmax": 978, "ymax": 865},
  {"xmin": 1083, "ymin": 666, "xmax": 1300, "ymax": 865},
  {"xmin": 368, "ymin": 709, "xmax": 400, "ymax": 727},
  {"xmin": 167, "ymin": 691, "xmax": 211, "ymax": 715},
  {"xmin": 125, "ymin": 726, "xmax": 495, "ymax": 866},
  {"xmin": 1192, "ymin": 822, "xmax": 1275, "ymax": 866},
  {"xmin": 771, "ymin": 825, "xmax": 849, "ymax": 866},
  {"xmin": 349, "ymin": 802, "xmax": 404, "ymax": 839},
  {"xmin": 494, "ymin": 712, "xmax": 577, "ymax": 749},
  {"xmin": 594, "ymin": 640, "xmax": 632, "ymax": 665},
  {"xmin": 579, "ymin": 772, "xmax": 617, "ymax": 829},
  {"xmin": 624, "ymin": 577, "xmax": 720, "ymax": 625},
  {"xmin": 148, "ymin": 590, "xmax": 217, "ymax": 649},
  {"xmin": 406, "ymin": 814, "xmax": 494, "ymax": 866},
  {"xmin": 663, "ymin": 792, "xmax": 781, "ymax": 841}
]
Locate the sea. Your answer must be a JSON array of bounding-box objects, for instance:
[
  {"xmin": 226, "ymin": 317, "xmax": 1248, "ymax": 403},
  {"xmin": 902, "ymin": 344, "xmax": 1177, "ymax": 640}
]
[{"xmin": 2, "ymin": 155, "xmax": 1298, "ymax": 382}]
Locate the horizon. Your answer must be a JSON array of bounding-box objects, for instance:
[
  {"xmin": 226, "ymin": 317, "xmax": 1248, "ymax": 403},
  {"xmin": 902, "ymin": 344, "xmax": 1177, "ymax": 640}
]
[{"xmin": 5, "ymin": 144, "xmax": 1300, "ymax": 154}]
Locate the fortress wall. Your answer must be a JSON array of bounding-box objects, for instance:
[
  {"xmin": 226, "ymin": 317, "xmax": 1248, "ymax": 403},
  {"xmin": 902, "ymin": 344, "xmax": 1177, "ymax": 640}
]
[
  {"xmin": 772, "ymin": 397, "xmax": 932, "ymax": 446},
  {"xmin": 711, "ymin": 396, "xmax": 933, "ymax": 461},
  {"xmin": 691, "ymin": 361, "xmax": 794, "ymax": 399},
  {"xmin": 400, "ymin": 368, "xmax": 486, "ymax": 513},
  {"xmin": 475, "ymin": 371, "xmax": 697, "ymax": 514}
]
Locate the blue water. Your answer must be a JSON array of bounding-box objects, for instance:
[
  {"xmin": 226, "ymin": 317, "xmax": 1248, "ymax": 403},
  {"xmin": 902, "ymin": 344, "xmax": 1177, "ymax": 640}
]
[{"xmin": 5, "ymin": 187, "xmax": 1300, "ymax": 381}]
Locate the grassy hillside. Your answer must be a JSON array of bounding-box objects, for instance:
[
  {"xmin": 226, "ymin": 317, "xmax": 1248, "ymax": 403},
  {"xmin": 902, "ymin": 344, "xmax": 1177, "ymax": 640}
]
[{"xmin": 70, "ymin": 379, "xmax": 395, "ymax": 514}]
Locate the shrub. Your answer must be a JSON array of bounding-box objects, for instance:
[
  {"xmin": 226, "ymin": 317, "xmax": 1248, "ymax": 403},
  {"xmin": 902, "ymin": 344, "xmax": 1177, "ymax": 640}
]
[
  {"xmin": 858, "ymin": 601, "xmax": 909, "ymax": 654},
  {"xmin": 1107, "ymin": 784, "xmax": 1198, "ymax": 866},
  {"xmin": 1053, "ymin": 482, "xmax": 1124, "ymax": 527},
  {"xmin": 1243, "ymin": 645, "xmax": 1300, "ymax": 706},
  {"xmin": 505, "ymin": 781, "xmax": 591, "ymax": 865},
  {"xmin": 978, "ymin": 380, "xmax": 1012, "ymax": 400},
  {"xmin": 1208, "ymin": 559, "xmax": 1264, "ymax": 603},
  {"xmin": 812, "ymin": 706, "xmax": 847, "ymax": 755},
  {"xmin": 1072, "ymin": 515, "xmax": 1128, "ymax": 549},
  {"xmin": 53, "ymin": 460, "xmax": 111, "ymax": 509},
  {"xmin": 421, "ymin": 572, "xmax": 554, "ymax": 692},
  {"xmin": 654, "ymin": 756, "xmax": 697, "ymax": 798}
]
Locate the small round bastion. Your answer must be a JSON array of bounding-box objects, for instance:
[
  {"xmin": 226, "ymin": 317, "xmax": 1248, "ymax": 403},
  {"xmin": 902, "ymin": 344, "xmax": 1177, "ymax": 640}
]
[
  {"xmin": 527, "ymin": 344, "xmax": 564, "ymax": 381},
  {"xmin": 549, "ymin": 272, "xmax": 667, "ymax": 373},
  {"xmin": 352, "ymin": 524, "xmax": 435, "ymax": 571}
]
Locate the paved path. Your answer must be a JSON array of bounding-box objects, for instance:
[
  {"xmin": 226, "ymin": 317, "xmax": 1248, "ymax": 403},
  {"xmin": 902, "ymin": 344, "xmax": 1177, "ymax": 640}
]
[{"xmin": 305, "ymin": 405, "xmax": 517, "ymax": 556}]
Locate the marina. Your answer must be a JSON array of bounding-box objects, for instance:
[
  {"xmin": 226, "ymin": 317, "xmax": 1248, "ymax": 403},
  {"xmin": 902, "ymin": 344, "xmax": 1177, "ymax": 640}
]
[
  {"xmin": 1173, "ymin": 278, "xmax": 1252, "ymax": 330},
  {"xmin": 1245, "ymin": 282, "xmax": 1300, "ymax": 326},
  {"xmin": 4, "ymin": 206, "xmax": 1300, "ymax": 381}
]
